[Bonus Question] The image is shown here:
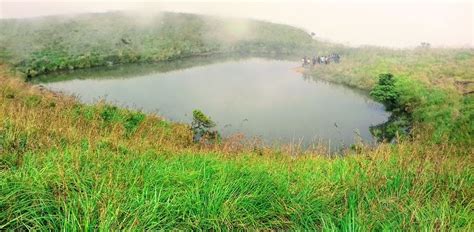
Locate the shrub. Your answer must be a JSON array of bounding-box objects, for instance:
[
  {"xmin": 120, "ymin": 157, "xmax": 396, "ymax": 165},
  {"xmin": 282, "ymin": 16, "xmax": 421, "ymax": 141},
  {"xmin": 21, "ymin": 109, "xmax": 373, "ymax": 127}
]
[
  {"xmin": 191, "ymin": 109, "xmax": 219, "ymax": 142},
  {"xmin": 100, "ymin": 105, "xmax": 121, "ymax": 123},
  {"xmin": 123, "ymin": 112, "xmax": 145, "ymax": 137},
  {"xmin": 370, "ymin": 73, "xmax": 412, "ymax": 141},
  {"xmin": 370, "ymin": 73, "xmax": 399, "ymax": 111},
  {"xmin": 370, "ymin": 115, "xmax": 410, "ymax": 142}
]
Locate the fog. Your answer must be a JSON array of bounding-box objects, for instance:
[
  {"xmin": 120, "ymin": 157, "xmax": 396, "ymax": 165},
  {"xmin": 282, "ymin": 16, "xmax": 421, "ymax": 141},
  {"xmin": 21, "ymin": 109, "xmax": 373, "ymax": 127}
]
[{"xmin": 1, "ymin": 0, "xmax": 472, "ymax": 48}]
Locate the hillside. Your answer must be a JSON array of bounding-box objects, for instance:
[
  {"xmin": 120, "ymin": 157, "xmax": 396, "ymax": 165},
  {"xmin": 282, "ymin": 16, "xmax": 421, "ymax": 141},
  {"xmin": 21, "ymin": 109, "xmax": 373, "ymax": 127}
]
[{"xmin": 0, "ymin": 11, "xmax": 314, "ymax": 78}]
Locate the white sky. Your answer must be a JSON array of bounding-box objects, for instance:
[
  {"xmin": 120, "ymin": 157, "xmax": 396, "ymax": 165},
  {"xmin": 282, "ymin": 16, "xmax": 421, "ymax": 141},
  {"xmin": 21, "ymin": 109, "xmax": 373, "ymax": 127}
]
[{"xmin": 1, "ymin": 0, "xmax": 472, "ymax": 48}]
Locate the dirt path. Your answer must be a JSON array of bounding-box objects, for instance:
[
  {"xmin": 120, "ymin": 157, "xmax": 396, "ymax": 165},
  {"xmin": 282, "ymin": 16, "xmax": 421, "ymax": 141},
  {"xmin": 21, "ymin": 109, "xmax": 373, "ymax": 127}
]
[{"xmin": 292, "ymin": 66, "xmax": 305, "ymax": 73}]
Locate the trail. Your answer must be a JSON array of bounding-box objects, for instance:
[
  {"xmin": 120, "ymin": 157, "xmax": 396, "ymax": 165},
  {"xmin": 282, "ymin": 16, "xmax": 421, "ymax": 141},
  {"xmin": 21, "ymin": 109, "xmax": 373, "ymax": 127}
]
[{"xmin": 292, "ymin": 66, "xmax": 305, "ymax": 73}]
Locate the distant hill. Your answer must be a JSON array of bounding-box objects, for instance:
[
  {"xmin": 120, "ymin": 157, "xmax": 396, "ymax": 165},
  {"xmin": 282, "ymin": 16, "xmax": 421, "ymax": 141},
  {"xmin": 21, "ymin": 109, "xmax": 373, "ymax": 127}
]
[{"xmin": 0, "ymin": 11, "xmax": 316, "ymax": 77}]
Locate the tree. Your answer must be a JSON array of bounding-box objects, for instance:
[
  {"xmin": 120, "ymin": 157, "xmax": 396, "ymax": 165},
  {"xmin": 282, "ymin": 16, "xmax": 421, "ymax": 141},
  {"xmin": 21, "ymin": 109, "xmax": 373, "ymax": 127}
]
[
  {"xmin": 191, "ymin": 109, "xmax": 219, "ymax": 142},
  {"xmin": 420, "ymin": 42, "xmax": 431, "ymax": 48},
  {"xmin": 370, "ymin": 73, "xmax": 399, "ymax": 111}
]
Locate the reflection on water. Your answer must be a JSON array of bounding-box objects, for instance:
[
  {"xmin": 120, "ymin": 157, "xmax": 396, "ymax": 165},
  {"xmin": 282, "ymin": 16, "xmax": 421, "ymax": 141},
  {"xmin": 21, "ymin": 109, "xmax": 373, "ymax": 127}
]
[{"xmin": 39, "ymin": 57, "xmax": 390, "ymax": 150}]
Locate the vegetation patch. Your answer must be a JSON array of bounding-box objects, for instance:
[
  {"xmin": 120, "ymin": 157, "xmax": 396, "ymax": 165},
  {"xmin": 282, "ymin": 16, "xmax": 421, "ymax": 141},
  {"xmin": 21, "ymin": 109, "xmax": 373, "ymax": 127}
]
[{"xmin": 191, "ymin": 109, "xmax": 220, "ymax": 143}]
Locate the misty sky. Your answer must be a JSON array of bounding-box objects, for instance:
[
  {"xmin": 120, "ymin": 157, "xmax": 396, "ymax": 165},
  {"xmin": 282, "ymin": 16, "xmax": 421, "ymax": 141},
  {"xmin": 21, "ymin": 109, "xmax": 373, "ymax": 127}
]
[{"xmin": 1, "ymin": 0, "xmax": 472, "ymax": 48}]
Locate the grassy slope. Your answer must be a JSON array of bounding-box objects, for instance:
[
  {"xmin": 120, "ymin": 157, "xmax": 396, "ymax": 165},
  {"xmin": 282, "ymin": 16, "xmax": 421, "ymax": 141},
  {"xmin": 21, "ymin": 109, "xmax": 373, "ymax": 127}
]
[
  {"xmin": 308, "ymin": 47, "xmax": 474, "ymax": 144},
  {"xmin": 309, "ymin": 47, "xmax": 474, "ymax": 90},
  {"xmin": 0, "ymin": 11, "xmax": 314, "ymax": 77},
  {"xmin": 0, "ymin": 12, "xmax": 473, "ymax": 230}
]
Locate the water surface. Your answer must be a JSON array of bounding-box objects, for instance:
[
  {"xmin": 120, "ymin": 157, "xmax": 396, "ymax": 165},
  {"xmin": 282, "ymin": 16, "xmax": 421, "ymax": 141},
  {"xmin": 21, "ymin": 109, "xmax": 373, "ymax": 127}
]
[{"xmin": 40, "ymin": 58, "xmax": 390, "ymax": 149}]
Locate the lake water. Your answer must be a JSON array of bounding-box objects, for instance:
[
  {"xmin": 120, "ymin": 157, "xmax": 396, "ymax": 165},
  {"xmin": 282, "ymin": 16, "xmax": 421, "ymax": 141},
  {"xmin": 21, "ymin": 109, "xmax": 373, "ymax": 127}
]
[{"xmin": 39, "ymin": 57, "xmax": 390, "ymax": 149}]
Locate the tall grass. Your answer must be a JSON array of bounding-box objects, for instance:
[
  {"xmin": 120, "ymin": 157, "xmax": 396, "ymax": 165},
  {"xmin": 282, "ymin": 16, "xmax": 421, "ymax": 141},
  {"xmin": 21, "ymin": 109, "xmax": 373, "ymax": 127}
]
[{"xmin": 1, "ymin": 143, "xmax": 472, "ymax": 230}]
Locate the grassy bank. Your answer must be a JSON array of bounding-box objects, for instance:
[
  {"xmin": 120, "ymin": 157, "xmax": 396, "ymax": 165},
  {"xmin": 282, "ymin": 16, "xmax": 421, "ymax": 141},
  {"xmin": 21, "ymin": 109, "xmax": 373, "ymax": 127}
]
[
  {"xmin": 307, "ymin": 47, "xmax": 474, "ymax": 145},
  {"xmin": 0, "ymin": 11, "xmax": 315, "ymax": 78}
]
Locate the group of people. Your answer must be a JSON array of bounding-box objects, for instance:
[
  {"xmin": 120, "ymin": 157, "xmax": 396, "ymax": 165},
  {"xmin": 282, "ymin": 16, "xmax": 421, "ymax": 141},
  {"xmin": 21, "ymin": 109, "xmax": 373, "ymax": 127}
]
[{"xmin": 302, "ymin": 53, "xmax": 341, "ymax": 67}]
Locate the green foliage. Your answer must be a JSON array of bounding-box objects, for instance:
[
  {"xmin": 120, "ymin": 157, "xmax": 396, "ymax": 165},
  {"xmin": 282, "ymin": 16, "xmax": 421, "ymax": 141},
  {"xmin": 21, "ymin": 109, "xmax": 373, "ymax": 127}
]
[
  {"xmin": 123, "ymin": 112, "xmax": 145, "ymax": 137},
  {"xmin": 369, "ymin": 73, "xmax": 411, "ymax": 141},
  {"xmin": 370, "ymin": 115, "xmax": 410, "ymax": 142},
  {"xmin": 69, "ymin": 103, "xmax": 151, "ymax": 139},
  {"xmin": 370, "ymin": 73, "xmax": 399, "ymax": 111},
  {"xmin": 72, "ymin": 104, "xmax": 95, "ymax": 121},
  {"xmin": 98, "ymin": 105, "xmax": 148, "ymax": 137},
  {"xmin": 191, "ymin": 109, "xmax": 219, "ymax": 142},
  {"xmin": 100, "ymin": 105, "xmax": 121, "ymax": 123},
  {"xmin": 192, "ymin": 109, "xmax": 216, "ymax": 129}
]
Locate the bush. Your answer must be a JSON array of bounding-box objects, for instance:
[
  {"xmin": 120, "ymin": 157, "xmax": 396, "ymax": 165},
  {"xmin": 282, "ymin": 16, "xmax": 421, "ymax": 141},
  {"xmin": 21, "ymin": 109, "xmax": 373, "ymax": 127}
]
[
  {"xmin": 100, "ymin": 105, "xmax": 121, "ymax": 123},
  {"xmin": 370, "ymin": 73, "xmax": 399, "ymax": 111},
  {"xmin": 370, "ymin": 115, "xmax": 410, "ymax": 142},
  {"xmin": 370, "ymin": 73, "xmax": 411, "ymax": 141},
  {"xmin": 191, "ymin": 109, "xmax": 219, "ymax": 143},
  {"xmin": 123, "ymin": 112, "xmax": 145, "ymax": 137}
]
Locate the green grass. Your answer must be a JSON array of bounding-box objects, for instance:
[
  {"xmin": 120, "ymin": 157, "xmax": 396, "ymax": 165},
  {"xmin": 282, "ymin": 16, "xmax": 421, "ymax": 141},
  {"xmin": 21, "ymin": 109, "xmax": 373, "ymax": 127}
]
[
  {"xmin": 308, "ymin": 47, "xmax": 474, "ymax": 90},
  {"xmin": 1, "ymin": 145, "xmax": 472, "ymax": 230}
]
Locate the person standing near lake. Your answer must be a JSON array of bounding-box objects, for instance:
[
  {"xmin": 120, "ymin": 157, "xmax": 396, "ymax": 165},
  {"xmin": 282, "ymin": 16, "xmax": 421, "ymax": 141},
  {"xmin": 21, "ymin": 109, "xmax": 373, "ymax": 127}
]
[
  {"xmin": 302, "ymin": 56, "xmax": 307, "ymax": 67},
  {"xmin": 312, "ymin": 56, "xmax": 317, "ymax": 66}
]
